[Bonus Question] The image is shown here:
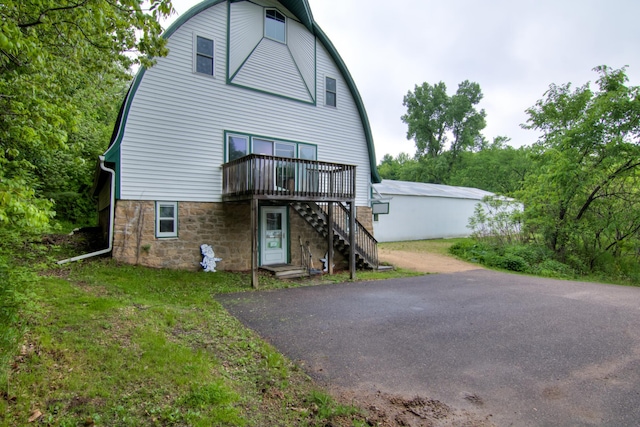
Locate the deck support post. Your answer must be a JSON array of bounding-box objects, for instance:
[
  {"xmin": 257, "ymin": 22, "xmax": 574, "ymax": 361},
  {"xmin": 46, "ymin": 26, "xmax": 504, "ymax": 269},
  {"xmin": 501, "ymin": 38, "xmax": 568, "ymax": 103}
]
[
  {"xmin": 327, "ymin": 201, "xmax": 334, "ymax": 275},
  {"xmin": 251, "ymin": 198, "xmax": 259, "ymax": 288},
  {"xmin": 349, "ymin": 200, "xmax": 356, "ymax": 280}
]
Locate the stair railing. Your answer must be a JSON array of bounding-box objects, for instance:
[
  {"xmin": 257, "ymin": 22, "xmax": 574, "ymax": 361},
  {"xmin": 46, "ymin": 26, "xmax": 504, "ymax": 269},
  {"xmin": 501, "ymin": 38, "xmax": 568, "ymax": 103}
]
[{"xmin": 313, "ymin": 202, "xmax": 378, "ymax": 269}]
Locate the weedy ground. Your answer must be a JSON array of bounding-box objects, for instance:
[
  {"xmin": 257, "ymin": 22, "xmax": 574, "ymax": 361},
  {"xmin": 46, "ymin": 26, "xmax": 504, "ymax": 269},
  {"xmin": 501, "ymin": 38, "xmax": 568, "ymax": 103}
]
[{"xmin": 1, "ymin": 234, "xmax": 420, "ymax": 427}]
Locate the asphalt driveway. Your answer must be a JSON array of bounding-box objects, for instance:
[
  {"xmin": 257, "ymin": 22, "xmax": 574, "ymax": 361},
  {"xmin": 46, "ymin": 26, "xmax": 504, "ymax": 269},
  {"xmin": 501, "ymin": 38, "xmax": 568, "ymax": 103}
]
[{"xmin": 217, "ymin": 270, "xmax": 640, "ymax": 426}]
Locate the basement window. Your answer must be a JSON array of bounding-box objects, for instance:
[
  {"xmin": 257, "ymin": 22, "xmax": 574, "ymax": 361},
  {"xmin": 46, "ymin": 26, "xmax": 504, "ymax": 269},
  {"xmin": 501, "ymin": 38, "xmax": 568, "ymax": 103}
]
[{"xmin": 156, "ymin": 202, "xmax": 178, "ymax": 238}]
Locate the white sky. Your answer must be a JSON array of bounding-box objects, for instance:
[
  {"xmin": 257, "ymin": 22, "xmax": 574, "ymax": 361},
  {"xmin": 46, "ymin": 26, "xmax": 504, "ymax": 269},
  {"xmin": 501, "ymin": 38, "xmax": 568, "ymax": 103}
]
[{"xmin": 165, "ymin": 0, "xmax": 640, "ymax": 160}]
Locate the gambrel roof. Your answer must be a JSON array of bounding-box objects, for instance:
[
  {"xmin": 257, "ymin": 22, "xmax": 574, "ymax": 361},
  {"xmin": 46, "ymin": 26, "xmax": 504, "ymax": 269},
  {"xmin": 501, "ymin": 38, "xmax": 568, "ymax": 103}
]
[{"xmin": 106, "ymin": 0, "xmax": 381, "ymax": 183}]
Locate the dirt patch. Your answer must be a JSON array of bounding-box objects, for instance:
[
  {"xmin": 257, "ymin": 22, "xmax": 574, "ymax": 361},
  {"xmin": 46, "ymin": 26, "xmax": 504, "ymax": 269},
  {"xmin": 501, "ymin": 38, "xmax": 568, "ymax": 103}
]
[
  {"xmin": 379, "ymin": 249, "xmax": 483, "ymax": 274},
  {"xmin": 332, "ymin": 388, "xmax": 495, "ymax": 427},
  {"xmin": 331, "ymin": 248, "xmax": 490, "ymax": 425}
]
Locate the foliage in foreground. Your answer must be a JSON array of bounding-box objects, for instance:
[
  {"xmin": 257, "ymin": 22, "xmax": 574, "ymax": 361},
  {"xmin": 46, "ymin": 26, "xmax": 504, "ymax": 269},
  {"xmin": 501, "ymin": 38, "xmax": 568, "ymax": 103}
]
[
  {"xmin": 520, "ymin": 66, "xmax": 640, "ymax": 270},
  {"xmin": 0, "ymin": 0, "xmax": 174, "ymax": 231},
  {"xmin": 456, "ymin": 195, "xmax": 640, "ymax": 284}
]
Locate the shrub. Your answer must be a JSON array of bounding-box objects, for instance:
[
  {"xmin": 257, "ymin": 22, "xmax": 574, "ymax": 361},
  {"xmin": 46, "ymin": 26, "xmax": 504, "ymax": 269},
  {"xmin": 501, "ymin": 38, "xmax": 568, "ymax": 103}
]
[
  {"xmin": 449, "ymin": 240, "xmax": 492, "ymax": 264},
  {"xmin": 505, "ymin": 244, "xmax": 552, "ymax": 265},
  {"xmin": 494, "ymin": 254, "xmax": 529, "ymax": 272},
  {"xmin": 532, "ymin": 259, "xmax": 575, "ymax": 278}
]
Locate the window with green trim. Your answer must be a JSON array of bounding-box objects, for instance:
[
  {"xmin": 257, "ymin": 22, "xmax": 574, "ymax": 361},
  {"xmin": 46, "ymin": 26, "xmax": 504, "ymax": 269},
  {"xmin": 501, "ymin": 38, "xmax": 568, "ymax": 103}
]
[{"xmin": 227, "ymin": 134, "xmax": 248, "ymax": 161}]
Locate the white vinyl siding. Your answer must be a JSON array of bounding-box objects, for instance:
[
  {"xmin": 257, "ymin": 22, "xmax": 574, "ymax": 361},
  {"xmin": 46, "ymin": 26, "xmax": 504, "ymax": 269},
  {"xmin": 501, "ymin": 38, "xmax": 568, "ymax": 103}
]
[
  {"xmin": 118, "ymin": 2, "xmax": 372, "ymax": 206},
  {"xmin": 228, "ymin": 1, "xmax": 263, "ymax": 78},
  {"xmin": 287, "ymin": 19, "xmax": 315, "ymax": 100},
  {"xmin": 231, "ymin": 38, "xmax": 312, "ymax": 102}
]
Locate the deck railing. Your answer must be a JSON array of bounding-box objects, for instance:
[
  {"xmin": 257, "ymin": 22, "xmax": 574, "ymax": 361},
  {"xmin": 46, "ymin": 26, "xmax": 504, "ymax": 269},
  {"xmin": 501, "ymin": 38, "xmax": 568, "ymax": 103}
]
[
  {"xmin": 222, "ymin": 154, "xmax": 356, "ymax": 200},
  {"xmin": 317, "ymin": 202, "xmax": 378, "ymax": 269}
]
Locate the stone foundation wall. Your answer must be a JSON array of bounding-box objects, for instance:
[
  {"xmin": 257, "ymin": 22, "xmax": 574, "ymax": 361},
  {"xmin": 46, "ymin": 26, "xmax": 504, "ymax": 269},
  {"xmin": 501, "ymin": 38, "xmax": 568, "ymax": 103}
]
[
  {"xmin": 112, "ymin": 200, "xmax": 251, "ymax": 270},
  {"xmin": 357, "ymin": 206, "xmax": 374, "ymax": 236},
  {"xmin": 111, "ymin": 200, "xmax": 374, "ymax": 272},
  {"xmin": 289, "ymin": 206, "xmax": 347, "ymax": 271}
]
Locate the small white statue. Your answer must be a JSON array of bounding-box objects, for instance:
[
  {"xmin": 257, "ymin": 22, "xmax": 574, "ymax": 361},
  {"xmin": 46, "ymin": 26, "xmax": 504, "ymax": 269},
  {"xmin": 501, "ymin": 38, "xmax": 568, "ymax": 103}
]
[
  {"xmin": 320, "ymin": 252, "xmax": 335, "ymax": 273},
  {"xmin": 200, "ymin": 244, "xmax": 222, "ymax": 272}
]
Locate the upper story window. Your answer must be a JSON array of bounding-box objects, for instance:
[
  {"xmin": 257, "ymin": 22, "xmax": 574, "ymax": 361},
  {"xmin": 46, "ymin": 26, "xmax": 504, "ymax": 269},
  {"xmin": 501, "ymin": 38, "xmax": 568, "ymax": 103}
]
[
  {"xmin": 225, "ymin": 132, "xmax": 317, "ymax": 162},
  {"xmin": 195, "ymin": 35, "xmax": 214, "ymax": 76},
  {"xmin": 265, "ymin": 9, "xmax": 286, "ymax": 43},
  {"xmin": 325, "ymin": 77, "xmax": 337, "ymax": 107},
  {"xmin": 227, "ymin": 134, "xmax": 248, "ymax": 161}
]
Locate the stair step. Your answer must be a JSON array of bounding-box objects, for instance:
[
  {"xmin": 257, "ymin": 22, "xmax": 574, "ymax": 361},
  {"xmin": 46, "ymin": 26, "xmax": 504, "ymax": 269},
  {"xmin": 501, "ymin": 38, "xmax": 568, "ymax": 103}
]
[
  {"xmin": 274, "ymin": 268, "xmax": 307, "ymax": 278},
  {"xmin": 291, "ymin": 201, "xmax": 378, "ymax": 270},
  {"xmin": 276, "ymin": 270, "xmax": 309, "ymax": 279}
]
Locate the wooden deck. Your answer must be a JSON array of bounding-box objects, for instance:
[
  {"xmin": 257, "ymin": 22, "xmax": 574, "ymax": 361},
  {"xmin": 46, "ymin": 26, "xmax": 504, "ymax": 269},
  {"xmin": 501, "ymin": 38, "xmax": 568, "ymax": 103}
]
[{"xmin": 222, "ymin": 154, "xmax": 356, "ymax": 202}]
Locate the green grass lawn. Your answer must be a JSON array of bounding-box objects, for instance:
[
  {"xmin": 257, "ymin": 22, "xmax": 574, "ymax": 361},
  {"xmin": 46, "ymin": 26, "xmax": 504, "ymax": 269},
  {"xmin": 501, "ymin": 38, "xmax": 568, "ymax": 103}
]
[
  {"xmin": 1, "ymin": 257, "xmax": 418, "ymax": 427},
  {"xmin": 379, "ymin": 238, "xmax": 468, "ymax": 257}
]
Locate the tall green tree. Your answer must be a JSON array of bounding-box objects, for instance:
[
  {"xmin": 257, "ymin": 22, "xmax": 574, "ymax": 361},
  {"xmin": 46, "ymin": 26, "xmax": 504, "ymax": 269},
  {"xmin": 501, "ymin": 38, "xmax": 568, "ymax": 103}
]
[
  {"xmin": 0, "ymin": 0, "xmax": 173, "ymax": 232},
  {"xmin": 520, "ymin": 66, "xmax": 640, "ymax": 268},
  {"xmin": 401, "ymin": 80, "xmax": 486, "ymax": 182},
  {"xmin": 448, "ymin": 137, "xmax": 531, "ymax": 195}
]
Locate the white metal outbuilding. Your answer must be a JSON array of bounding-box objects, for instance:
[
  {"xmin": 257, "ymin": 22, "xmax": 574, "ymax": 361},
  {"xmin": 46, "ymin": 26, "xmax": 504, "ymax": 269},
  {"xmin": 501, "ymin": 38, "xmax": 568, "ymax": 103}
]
[{"xmin": 372, "ymin": 180, "xmax": 495, "ymax": 242}]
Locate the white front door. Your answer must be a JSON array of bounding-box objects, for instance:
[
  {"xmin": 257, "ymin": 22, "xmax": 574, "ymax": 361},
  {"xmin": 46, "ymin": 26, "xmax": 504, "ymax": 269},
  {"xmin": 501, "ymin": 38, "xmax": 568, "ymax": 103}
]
[{"xmin": 261, "ymin": 206, "xmax": 288, "ymax": 265}]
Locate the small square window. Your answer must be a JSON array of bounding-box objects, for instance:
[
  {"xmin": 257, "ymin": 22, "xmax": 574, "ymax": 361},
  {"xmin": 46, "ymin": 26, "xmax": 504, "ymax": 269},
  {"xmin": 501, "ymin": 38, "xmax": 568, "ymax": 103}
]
[
  {"xmin": 195, "ymin": 35, "xmax": 214, "ymax": 76},
  {"xmin": 325, "ymin": 77, "xmax": 336, "ymax": 107},
  {"xmin": 156, "ymin": 202, "xmax": 178, "ymax": 238}
]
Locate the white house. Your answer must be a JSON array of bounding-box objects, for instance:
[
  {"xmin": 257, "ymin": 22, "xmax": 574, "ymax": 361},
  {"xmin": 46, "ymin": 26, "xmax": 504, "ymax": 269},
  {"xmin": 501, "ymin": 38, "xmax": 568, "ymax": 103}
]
[
  {"xmin": 372, "ymin": 180, "xmax": 495, "ymax": 242},
  {"xmin": 92, "ymin": 0, "xmax": 381, "ymax": 285}
]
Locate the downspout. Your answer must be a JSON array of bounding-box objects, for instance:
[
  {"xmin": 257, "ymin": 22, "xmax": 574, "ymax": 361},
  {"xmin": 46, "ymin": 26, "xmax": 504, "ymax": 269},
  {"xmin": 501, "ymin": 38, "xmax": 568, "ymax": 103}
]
[{"xmin": 57, "ymin": 156, "xmax": 116, "ymax": 265}]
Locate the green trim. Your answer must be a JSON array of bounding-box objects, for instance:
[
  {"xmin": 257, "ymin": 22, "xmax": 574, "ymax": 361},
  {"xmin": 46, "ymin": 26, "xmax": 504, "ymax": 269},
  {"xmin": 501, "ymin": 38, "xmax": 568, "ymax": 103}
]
[
  {"xmin": 227, "ymin": 40, "xmax": 261, "ymax": 82},
  {"xmin": 104, "ymin": 0, "xmax": 380, "ymax": 205},
  {"xmin": 224, "ymin": 129, "xmax": 318, "ymax": 162},
  {"xmin": 227, "ymin": 81, "xmax": 315, "ymax": 105},
  {"xmin": 224, "ymin": 130, "xmax": 251, "ymax": 161},
  {"xmin": 286, "ymin": 205, "xmax": 291, "ymax": 264},
  {"xmin": 226, "ymin": 0, "xmax": 231, "ymax": 82},
  {"xmin": 286, "ymin": 44, "xmax": 315, "ymax": 102},
  {"xmin": 313, "ymin": 23, "xmax": 381, "ymax": 183},
  {"xmin": 313, "ymin": 38, "xmax": 317, "ymax": 103},
  {"xmin": 258, "ymin": 204, "xmax": 290, "ymax": 266}
]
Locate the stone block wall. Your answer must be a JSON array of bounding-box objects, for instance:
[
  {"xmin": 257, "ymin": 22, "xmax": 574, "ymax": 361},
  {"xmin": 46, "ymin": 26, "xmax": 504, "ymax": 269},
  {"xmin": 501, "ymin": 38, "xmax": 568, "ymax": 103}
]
[
  {"xmin": 112, "ymin": 200, "xmax": 251, "ymax": 270},
  {"xmin": 111, "ymin": 200, "xmax": 374, "ymax": 272}
]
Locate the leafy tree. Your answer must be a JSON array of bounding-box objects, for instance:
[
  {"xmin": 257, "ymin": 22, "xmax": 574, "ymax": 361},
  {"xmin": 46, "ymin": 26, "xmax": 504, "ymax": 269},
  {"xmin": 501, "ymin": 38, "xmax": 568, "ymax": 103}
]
[
  {"xmin": 401, "ymin": 80, "xmax": 486, "ymax": 181},
  {"xmin": 520, "ymin": 66, "xmax": 640, "ymax": 269},
  {"xmin": 0, "ymin": 0, "xmax": 173, "ymax": 232},
  {"xmin": 448, "ymin": 137, "xmax": 532, "ymax": 195},
  {"xmin": 378, "ymin": 153, "xmax": 414, "ymax": 180}
]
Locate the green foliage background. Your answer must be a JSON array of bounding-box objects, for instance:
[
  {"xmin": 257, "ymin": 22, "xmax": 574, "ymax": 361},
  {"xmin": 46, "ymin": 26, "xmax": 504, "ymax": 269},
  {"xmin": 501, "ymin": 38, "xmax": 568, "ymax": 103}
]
[{"xmin": 387, "ymin": 66, "xmax": 640, "ymax": 282}]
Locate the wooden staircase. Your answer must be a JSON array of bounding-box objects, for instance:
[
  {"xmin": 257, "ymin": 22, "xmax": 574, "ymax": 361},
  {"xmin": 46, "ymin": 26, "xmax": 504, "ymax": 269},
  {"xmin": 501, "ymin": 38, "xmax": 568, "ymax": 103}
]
[{"xmin": 291, "ymin": 201, "xmax": 378, "ymax": 270}]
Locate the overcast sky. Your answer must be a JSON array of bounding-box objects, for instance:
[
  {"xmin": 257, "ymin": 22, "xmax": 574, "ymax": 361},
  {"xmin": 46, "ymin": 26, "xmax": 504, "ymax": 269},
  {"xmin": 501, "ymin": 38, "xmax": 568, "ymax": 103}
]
[{"xmin": 166, "ymin": 0, "xmax": 640, "ymax": 160}]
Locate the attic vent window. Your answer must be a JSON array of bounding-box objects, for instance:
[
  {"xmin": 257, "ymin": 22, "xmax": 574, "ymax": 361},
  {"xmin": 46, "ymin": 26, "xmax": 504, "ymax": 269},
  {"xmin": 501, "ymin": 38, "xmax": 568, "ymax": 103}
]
[
  {"xmin": 265, "ymin": 9, "xmax": 286, "ymax": 43},
  {"xmin": 195, "ymin": 35, "xmax": 214, "ymax": 76}
]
